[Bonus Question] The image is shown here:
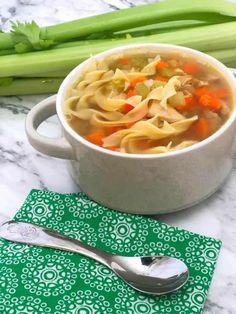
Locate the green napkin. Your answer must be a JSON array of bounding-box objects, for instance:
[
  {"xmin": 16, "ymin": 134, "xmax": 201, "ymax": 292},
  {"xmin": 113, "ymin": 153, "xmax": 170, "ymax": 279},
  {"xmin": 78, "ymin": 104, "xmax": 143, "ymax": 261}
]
[{"xmin": 0, "ymin": 189, "xmax": 221, "ymax": 314}]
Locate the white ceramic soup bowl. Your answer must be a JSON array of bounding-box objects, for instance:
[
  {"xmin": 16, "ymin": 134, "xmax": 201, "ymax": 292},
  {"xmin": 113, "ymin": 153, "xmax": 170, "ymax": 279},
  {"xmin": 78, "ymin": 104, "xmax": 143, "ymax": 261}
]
[{"xmin": 25, "ymin": 44, "xmax": 236, "ymax": 214}]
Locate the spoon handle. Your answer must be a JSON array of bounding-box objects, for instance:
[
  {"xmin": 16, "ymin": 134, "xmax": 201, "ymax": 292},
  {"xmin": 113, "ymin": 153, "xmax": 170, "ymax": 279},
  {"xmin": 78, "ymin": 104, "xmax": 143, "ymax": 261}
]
[{"xmin": 0, "ymin": 221, "xmax": 111, "ymax": 267}]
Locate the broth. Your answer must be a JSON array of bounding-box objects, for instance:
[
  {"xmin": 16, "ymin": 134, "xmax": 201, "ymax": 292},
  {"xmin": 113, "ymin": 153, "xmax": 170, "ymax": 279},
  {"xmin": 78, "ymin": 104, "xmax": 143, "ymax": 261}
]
[{"xmin": 64, "ymin": 48, "xmax": 233, "ymax": 154}]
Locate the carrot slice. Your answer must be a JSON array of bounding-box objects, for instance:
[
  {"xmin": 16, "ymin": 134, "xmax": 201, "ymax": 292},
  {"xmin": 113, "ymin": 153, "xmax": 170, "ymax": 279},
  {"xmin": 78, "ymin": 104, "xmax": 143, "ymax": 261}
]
[
  {"xmin": 216, "ymin": 88, "xmax": 229, "ymax": 98},
  {"xmin": 194, "ymin": 118, "xmax": 210, "ymax": 140},
  {"xmin": 125, "ymin": 122, "xmax": 135, "ymax": 128},
  {"xmin": 106, "ymin": 146, "xmax": 119, "ymax": 151},
  {"xmin": 183, "ymin": 62, "xmax": 199, "ymax": 74},
  {"xmin": 155, "ymin": 60, "xmax": 169, "ymax": 70},
  {"xmin": 199, "ymin": 92, "xmax": 221, "ymax": 111},
  {"xmin": 108, "ymin": 126, "xmax": 124, "ymax": 134},
  {"xmin": 119, "ymin": 57, "xmax": 129, "ymax": 65},
  {"xmin": 138, "ymin": 139, "xmax": 152, "ymax": 150},
  {"xmin": 176, "ymin": 96, "xmax": 195, "ymax": 112},
  {"xmin": 130, "ymin": 75, "xmax": 146, "ymax": 88},
  {"xmin": 194, "ymin": 87, "xmax": 209, "ymax": 97},
  {"xmin": 155, "ymin": 75, "xmax": 168, "ymax": 82},
  {"xmin": 126, "ymin": 89, "xmax": 136, "ymax": 97},
  {"xmin": 122, "ymin": 103, "xmax": 134, "ymax": 113},
  {"xmin": 85, "ymin": 132, "xmax": 103, "ymax": 146}
]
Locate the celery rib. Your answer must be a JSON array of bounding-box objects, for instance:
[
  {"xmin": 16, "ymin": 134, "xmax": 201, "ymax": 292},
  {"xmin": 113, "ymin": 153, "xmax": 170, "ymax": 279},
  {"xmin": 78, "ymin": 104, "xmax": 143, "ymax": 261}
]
[
  {"xmin": 44, "ymin": 0, "xmax": 236, "ymax": 42},
  {"xmin": 208, "ymin": 49, "xmax": 236, "ymax": 67},
  {"xmin": 0, "ymin": 21, "xmax": 236, "ymax": 78},
  {"xmin": 0, "ymin": 0, "xmax": 236, "ymax": 51},
  {"xmin": 0, "ymin": 48, "xmax": 235, "ymax": 96},
  {"xmin": 0, "ymin": 77, "xmax": 63, "ymax": 96}
]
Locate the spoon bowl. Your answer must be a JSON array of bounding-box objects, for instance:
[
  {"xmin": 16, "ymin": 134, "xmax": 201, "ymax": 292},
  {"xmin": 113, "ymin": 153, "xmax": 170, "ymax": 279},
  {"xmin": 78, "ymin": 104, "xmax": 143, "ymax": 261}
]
[
  {"xmin": 111, "ymin": 255, "xmax": 188, "ymax": 294},
  {"xmin": 0, "ymin": 221, "xmax": 189, "ymax": 295}
]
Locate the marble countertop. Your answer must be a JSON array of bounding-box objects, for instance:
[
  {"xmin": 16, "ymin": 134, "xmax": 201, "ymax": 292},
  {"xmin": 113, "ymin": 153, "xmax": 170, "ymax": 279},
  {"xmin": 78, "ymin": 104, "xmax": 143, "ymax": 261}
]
[{"xmin": 0, "ymin": 1, "xmax": 236, "ymax": 313}]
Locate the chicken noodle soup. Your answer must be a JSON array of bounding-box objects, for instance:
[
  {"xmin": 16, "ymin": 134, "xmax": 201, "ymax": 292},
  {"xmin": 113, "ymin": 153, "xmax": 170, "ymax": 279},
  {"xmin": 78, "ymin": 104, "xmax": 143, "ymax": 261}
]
[{"xmin": 64, "ymin": 48, "xmax": 233, "ymax": 154}]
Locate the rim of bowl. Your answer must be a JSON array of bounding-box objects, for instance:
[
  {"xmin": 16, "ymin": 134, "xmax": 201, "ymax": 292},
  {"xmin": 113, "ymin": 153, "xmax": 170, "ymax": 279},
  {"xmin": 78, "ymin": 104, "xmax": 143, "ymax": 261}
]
[{"xmin": 57, "ymin": 43, "xmax": 236, "ymax": 159}]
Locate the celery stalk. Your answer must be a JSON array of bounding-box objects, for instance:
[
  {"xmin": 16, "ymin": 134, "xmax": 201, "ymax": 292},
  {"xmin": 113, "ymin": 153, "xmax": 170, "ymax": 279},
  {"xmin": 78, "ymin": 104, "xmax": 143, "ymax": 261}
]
[
  {"xmin": 42, "ymin": 0, "xmax": 236, "ymax": 41},
  {"xmin": 0, "ymin": 48, "xmax": 15, "ymax": 56},
  {"xmin": 0, "ymin": 77, "xmax": 63, "ymax": 96},
  {"xmin": 0, "ymin": 0, "xmax": 236, "ymax": 51},
  {"xmin": 21, "ymin": 69, "xmax": 71, "ymax": 77},
  {"xmin": 0, "ymin": 21, "xmax": 236, "ymax": 78},
  {"xmin": 113, "ymin": 14, "xmax": 235, "ymax": 38},
  {"xmin": 208, "ymin": 49, "xmax": 236, "ymax": 67},
  {"xmin": 1, "ymin": 48, "xmax": 235, "ymax": 96},
  {"xmin": 0, "ymin": 33, "xmax": 13, "ymax": 50},
  {"xmin": 0, "ymin": 48, "xmax": 235, "ymax": 96}
]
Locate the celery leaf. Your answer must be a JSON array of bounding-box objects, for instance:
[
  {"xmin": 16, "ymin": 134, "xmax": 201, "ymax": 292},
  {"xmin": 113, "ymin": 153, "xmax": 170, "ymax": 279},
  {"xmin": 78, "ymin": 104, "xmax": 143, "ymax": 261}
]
[{"xmin": 10, "ymin": 21, "xmax": 55, "ymax": 53}]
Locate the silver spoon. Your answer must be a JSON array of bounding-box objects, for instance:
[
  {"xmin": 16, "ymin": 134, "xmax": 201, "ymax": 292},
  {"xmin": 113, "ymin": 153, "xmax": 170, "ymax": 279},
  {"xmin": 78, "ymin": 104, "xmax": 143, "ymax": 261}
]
[{"xmin": 0, "ymin": 221, "xmax": 189, "ymax": 295}]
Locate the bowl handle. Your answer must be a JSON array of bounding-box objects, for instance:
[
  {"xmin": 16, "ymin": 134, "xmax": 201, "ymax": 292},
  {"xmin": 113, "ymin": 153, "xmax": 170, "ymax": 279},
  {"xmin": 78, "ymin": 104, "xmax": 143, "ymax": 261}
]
[{"xmin": 25, "ymin": 95, "xmax": 74, "ymax": 160}]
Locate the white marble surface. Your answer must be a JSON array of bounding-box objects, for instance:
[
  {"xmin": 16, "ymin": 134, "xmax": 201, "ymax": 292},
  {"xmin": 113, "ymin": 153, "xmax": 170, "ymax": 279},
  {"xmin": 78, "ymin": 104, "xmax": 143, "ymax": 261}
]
[{"xmin": 0, "ymin": 1, "xmax": 236, "ymax": 313}]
